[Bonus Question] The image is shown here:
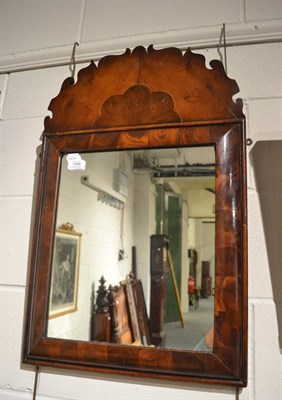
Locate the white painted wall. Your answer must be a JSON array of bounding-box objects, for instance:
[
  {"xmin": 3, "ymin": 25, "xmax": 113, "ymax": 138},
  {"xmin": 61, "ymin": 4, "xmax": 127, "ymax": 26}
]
[
  {"xmin": 191, "ymin": 218, "xmax": 215, "ymax": 290},
  {"xmin": 0, "ymin": 1, "xmax": 281, "ymax": 399},
  {"xmin": 187, "ymin": 189, "xmax": 215, "ymax": 218},
  {"xmin": 134, "ymin": 173, "xmax": 157, "ymax": 311}
]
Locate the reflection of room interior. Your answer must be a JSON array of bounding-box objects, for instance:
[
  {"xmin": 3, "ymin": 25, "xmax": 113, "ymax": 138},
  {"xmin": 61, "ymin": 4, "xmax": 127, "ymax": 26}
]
[{"xmin": 47, "ymin": 147, "xmax": 215, "ymax": 351}]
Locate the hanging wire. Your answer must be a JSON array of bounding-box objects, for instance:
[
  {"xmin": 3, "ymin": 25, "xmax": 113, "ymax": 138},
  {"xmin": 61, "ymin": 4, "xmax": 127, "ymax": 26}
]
[
  {"xmin": 218, "ymin": 23, "xmax": 228, "ymax": 74},
  {"xmin": 32, "ymin": 366, "xmax": 40, "ymax": 400}
]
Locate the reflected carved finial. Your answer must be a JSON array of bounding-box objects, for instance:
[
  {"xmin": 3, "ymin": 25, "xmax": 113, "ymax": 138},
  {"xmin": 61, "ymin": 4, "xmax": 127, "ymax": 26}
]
[
  {"xmin": 58, "ymin": 222, "xmax": 75, "ymax": 232},
  {"xmin": 127, "ymin": 271, "xmax": 137, "ymax": 282},
  {"xmin": 95, "ymin": 275, "xmax": 109, "ymax": 313}
]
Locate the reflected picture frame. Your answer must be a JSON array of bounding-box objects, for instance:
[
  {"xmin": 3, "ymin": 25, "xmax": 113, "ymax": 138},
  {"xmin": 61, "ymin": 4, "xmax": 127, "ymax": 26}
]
[
  {"xmin": 123, "ymin": 275, "xmax": 151, "ymax": 346},
  {"xmin": 124, "ymin": 280, "xmax": 142, "ymax": 343},
  {"xmin": 49, "ymin": 227, "xmax": 81, "ymax": 319},
  {"xmin": 131, "ymin": 278, "xmax": 152, "ymax": 346}
]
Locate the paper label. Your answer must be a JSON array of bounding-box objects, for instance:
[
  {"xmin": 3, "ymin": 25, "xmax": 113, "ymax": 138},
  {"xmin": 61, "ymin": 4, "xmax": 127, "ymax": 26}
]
[{"xmin": 66, "ymin": 153, "xmax": 86, "ymax": 170}]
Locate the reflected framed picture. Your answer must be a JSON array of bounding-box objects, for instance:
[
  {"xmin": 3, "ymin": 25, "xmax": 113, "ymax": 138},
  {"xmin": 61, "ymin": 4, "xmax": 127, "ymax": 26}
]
[
  {"xmin": 49, "ymin": 225, "xmax": 82, "ymax": 318},
  {"xmin": 124, "ymin": 274, "xmax": 151, "ymax": 346},
  {"xmin": 124, "ymin": 280, "xmax": 141, "ymax": 344}
]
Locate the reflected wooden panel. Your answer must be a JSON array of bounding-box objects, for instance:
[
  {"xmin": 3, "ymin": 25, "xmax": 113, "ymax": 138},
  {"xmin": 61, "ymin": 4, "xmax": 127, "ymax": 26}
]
[{"xmin": 108, "ymin": 283, "xmax": 133, "ymax": 345}]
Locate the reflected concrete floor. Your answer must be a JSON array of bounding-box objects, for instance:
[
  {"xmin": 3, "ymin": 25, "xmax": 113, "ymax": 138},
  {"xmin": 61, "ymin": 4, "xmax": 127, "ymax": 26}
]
[{"xmin": 163, "ymin": 296, "xmax": 214, "ymax": 351}]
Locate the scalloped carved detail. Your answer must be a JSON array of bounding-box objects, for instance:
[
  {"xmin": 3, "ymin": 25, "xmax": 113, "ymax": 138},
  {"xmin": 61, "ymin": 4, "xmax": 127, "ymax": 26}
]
[
  {"xmin": 44, "ymin": 45, "xmax": 244, "ymax": 133},
  {"xmin": 93, "ymin": 85, "xmax": 181, "ymax": 128}
]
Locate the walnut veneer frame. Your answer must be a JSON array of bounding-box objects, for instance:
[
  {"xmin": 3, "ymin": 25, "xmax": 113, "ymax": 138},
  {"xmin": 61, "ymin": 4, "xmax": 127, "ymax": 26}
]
[{"xmin": 23, "ymin": 45, "xmax": 248, "ymax": 386}]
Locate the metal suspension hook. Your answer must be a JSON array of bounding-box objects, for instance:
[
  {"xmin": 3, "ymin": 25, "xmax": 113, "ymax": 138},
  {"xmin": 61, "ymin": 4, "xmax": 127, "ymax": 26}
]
[{"xmin": 70, "ymin": 41, "xmax": 79, "ymax": 79}]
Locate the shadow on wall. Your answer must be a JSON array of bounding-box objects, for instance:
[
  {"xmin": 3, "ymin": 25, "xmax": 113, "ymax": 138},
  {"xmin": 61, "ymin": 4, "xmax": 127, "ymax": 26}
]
[{"xmin": 251, "ymin": 141, "xmax": 282, "ymax": 351}]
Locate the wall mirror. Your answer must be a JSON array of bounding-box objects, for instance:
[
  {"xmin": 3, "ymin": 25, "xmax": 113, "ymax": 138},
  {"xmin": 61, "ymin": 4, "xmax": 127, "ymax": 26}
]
[
  {"xmin": 47, "ymin": 146, "xmax": 216, "ymax": 351},
  {"xmin": 23, "ymin": 45, "xmax": 247, "ymax": 386}
]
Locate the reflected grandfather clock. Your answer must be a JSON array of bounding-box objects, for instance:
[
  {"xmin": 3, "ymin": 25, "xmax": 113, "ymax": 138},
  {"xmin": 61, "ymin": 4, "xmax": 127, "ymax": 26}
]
[{"xmin": 150, "ymin": 234, "xmax": 169, "ymax": 347}]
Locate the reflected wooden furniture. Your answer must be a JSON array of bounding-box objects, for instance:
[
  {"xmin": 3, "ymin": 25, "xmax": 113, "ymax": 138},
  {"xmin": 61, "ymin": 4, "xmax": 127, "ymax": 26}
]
[
  {"xmin": 91, "ymin": 276, "xmax": 111, "ymax": 342},
  {"xmin": 108, "ymin": 284, "xmax": 133, "ymax": 344},
  {"xmin": 92, "ymin": 312, "xmax": 111, "ymax": 342},
  {"xmin": 150, "ymin": 235, "xmax": 169, "ymax": 347},
  {"xmin": 92, "ymin": 275, "xmax": 151, "ymax": 346}
]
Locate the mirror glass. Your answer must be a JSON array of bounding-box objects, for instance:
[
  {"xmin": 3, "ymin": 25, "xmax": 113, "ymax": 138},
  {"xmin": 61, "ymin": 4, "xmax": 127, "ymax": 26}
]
[{"xmin": 47, "ymin": 146, "xmax": 215, "ymax": 352}]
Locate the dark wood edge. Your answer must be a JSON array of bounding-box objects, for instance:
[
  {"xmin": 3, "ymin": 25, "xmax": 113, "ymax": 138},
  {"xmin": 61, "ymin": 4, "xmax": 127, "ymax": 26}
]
[
  {"xmin": 43, "ymin": 119, "xmax": 245, "ymax": 137},
  {"xmin": 240, "ymin": 120, "xmax": 248, "ymax": 387},
  {"xmin": 23, "ymin": 355, "xmax": 246, "ymax": 387}
]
